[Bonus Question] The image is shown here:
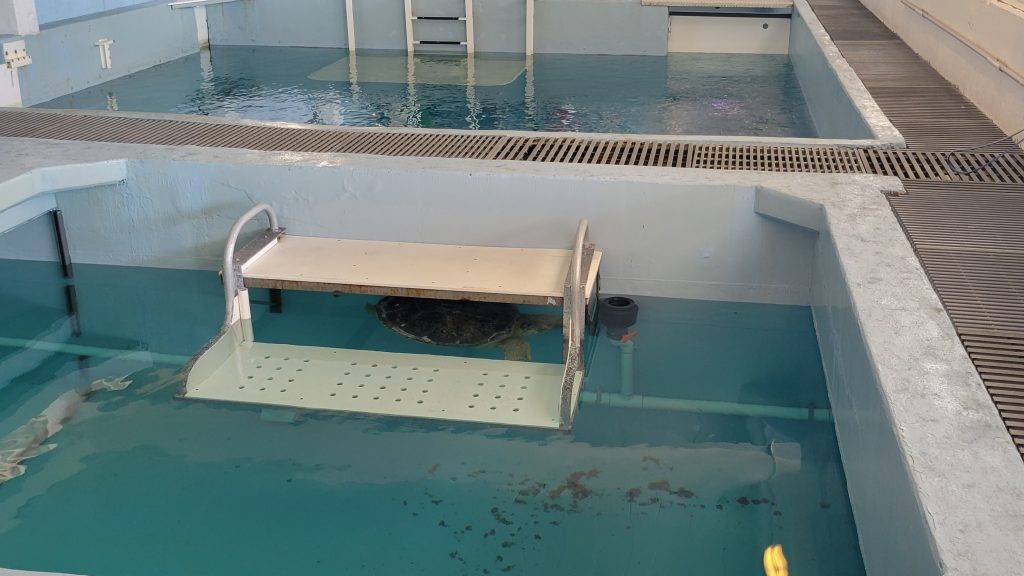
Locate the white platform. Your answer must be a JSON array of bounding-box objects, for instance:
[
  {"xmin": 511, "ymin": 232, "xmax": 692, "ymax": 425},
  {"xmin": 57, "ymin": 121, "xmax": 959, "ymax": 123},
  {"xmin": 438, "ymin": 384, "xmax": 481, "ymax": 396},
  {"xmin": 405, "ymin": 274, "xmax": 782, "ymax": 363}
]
[
  {"xmin": 241, "ymin": 235, "xmax": 602, "ymax": 306},
  {"xmin": 183, "ymin": 326, "xmax": 566, "ymax": 428}
]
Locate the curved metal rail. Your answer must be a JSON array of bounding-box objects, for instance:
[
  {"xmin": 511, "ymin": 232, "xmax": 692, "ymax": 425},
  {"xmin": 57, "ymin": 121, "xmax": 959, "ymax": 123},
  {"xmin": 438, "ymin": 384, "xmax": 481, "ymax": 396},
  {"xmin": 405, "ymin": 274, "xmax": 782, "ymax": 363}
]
[
  {"xmin": 559, "ymin": 219, "xmax": 588, "ymax": 427},
  {"xmin": 221, "ymin": 203, "xmax": 279, "ymax": 327}
]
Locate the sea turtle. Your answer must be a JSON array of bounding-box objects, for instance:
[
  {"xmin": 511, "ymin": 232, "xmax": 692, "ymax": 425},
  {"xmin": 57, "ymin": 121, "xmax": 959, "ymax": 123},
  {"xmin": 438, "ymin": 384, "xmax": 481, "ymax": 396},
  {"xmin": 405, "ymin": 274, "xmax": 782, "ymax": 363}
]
[{"xmin": 369, "ymin": 296, "xmax": 561, "ymax": 361}]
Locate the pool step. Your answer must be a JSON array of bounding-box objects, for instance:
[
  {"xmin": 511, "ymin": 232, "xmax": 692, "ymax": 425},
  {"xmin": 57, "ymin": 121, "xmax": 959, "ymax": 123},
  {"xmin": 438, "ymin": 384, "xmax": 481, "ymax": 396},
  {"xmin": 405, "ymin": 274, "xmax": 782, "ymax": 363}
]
[
  {"xmin": 240, "ymin": 235, "xmax": 601, "ymax": 306},
  {"xmin": 181, "ymin": 205, "xmax": 597, "ymax": 430},
  {"xmin": 183, "ymin": 324, "xmax": 568, "ymax": 428}
]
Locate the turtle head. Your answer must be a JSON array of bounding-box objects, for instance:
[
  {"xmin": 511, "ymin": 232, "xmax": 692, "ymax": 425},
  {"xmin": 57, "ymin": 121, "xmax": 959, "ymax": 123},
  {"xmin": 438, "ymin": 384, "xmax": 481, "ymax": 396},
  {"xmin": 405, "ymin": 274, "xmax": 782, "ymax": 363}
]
[{"xmin": 516, "ymin": 313, "xmax": 562, "ymax": 336}]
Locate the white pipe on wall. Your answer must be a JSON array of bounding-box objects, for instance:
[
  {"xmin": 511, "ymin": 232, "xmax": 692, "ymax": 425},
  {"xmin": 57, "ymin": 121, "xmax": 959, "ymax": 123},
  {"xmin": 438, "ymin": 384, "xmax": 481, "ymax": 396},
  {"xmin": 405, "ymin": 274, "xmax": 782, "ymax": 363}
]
[
  {"xmin": 0, "ymin": 66, "xmax": 22, "ymax": 107},
  {"xmin": 525, "ymin": 0, "xmax": 534, "ymax": 55},
  {"xmin": 579, "ymin": 391, "xmax": 833, "ymax": 422},
  {"xmin": 345, "ymin": 0, "xmax": 356, "ymax": 53},
  {"xmin": 194, "ymin": 5, "xmax": 209, "ymax": 49}
]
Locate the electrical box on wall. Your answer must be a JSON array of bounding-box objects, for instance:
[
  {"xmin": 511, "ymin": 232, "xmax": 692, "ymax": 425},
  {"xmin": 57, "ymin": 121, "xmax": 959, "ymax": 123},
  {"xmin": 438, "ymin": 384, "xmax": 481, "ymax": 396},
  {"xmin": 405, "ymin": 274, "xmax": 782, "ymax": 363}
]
[{"xmin": 2, "ymin": 40, "xmax": 31, "ymax": 69}]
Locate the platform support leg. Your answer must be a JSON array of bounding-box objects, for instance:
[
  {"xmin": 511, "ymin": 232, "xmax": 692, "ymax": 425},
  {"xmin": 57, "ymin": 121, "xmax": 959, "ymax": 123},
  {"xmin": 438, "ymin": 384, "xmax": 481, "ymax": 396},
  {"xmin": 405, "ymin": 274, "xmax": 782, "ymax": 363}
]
[
  {"xmin": 235, "ymin": 289, "xmax": 254, "ymax": 342},
  {"xmin": 65, "ymin": 284, "xmax": 81, "ymax": 337},
  {"xmin": 269, "ymin": 288, "xmax": 283, "ymax": 313}
]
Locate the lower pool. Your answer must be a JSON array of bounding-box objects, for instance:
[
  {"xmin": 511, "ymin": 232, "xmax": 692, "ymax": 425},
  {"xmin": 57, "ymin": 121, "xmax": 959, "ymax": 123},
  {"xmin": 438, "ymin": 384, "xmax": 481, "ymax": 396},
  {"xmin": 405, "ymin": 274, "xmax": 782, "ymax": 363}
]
[
  {"xmin": 34, "ymin": 47, "xmax": 819, "ymax": 138},
  {"xmin": 0, "ymin": 260, "xmax": 863, "ymax": 575}
]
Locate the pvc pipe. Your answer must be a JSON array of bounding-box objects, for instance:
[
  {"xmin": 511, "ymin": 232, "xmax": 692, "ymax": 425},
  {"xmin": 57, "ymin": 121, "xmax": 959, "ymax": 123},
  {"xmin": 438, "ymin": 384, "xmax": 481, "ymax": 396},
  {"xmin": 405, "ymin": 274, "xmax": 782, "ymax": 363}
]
[
  {"xmin": 0, "ymin": 337, "xmax": 189, "ymax": 365},
  {"xmin": 579, "ymin": 391, "xmax": 832, "ymax": 422},
  {"xmin": 613, "ymin": 339, "xmax": 635, "ymax": 396}
]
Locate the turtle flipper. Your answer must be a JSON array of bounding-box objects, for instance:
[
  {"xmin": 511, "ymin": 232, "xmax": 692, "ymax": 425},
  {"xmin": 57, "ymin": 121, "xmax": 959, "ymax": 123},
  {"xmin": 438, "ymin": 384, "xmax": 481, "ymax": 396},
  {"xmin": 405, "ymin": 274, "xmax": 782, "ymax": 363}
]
[{"xmin": 499, "ymin": 337, "xmax": 532, "ymax": 362}]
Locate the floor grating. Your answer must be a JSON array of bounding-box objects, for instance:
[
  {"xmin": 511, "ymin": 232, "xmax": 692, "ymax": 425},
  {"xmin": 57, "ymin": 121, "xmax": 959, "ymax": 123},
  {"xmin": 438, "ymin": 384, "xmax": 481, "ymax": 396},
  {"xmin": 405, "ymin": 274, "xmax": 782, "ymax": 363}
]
[{"xmin": 1, "ymin": 109, "xmax": 1022, "ymax": 183}]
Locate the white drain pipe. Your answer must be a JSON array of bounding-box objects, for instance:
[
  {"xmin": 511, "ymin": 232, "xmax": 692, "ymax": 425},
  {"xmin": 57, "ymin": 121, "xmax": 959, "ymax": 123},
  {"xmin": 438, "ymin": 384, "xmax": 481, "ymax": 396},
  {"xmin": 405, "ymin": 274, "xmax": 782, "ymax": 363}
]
[{"xmin": 579, "ymin": 390, "xmax": 832, "ymax": 422}]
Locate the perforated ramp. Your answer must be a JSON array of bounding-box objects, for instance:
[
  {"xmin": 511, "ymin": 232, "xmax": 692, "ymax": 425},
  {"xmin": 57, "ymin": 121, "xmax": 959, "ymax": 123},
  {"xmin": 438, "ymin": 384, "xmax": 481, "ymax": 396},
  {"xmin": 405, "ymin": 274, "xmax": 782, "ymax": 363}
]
[{"xmin": 185, "ymin": 326, "xmax": 565, "ymax": 428}]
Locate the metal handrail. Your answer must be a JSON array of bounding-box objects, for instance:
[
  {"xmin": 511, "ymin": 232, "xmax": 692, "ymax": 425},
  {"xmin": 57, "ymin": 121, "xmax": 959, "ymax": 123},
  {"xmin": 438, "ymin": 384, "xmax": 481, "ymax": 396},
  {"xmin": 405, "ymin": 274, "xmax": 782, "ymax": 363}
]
[
  {"xmin": 569, "ymin": 219, "xmax": 588, "ymax": 359},
  {"xmin": 559, "ymin": 219, "xmax": 588, "ymax": 425},
  {"xmin": 222, "ymin": 204, "xmax": 279, "ymax": 327}
]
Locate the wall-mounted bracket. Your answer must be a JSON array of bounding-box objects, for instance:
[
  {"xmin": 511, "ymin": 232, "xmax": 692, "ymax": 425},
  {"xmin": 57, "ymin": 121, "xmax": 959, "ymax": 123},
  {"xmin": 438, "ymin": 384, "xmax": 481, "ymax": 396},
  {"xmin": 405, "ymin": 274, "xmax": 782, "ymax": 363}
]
[{"xmin": 95, "ymin": 38, "xmax": 114, "ymax": 70}]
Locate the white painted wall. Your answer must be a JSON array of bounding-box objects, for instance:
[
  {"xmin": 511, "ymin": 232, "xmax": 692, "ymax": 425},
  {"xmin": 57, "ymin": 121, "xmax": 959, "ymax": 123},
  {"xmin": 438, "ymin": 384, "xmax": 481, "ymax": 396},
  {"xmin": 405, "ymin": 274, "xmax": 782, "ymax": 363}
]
[
  {"xmin": 858, "ymin": 0, "xmax": 1024, "ymax": 149},
  {"xmin": 34, "ymin": 0, "xmax": 156, "ymax": 25},
  {"xmin": 0, "ymin": 0, "xmax": 38, "ymax": 35},
  {"xmin": 207, "ymin": 0, "xmax": 669, "ymax": 55},
  {"xmin": 667, "ymin": 15, "xmax": 790, "ymax": 54},
  {"xmin": 11, "ymin": 2, "xmax": 200, "ymax": 106}
]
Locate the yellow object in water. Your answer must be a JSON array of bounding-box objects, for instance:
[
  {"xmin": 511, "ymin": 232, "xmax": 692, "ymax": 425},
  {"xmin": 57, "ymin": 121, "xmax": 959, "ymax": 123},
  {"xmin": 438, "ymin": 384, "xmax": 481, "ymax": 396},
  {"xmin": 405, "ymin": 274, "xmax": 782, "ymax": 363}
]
[{"xmin": 763, "ymin": 544, "xmax": 789, "ymax": 576}]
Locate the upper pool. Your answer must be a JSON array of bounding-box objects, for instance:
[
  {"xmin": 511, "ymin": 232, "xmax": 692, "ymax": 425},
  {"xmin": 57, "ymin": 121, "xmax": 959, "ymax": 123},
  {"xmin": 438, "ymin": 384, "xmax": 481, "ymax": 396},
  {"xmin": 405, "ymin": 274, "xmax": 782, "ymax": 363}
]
[{"xmin": 35, "ymin": 47, "xmax": 819, "ymax": 138}]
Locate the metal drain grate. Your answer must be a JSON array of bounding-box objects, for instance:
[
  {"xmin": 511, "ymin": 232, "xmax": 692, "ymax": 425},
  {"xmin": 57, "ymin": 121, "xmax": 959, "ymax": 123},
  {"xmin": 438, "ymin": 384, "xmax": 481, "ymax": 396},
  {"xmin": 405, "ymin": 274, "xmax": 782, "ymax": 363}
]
[
  {"xmin": 0, "ymin": 109, "xmax": 509, "ymax": 160},
  {"xmin": 491, "ymin": 136, "xmax": 689, "ymax": 167},
  {"xmin": 2, "ymin": 109, "xmax": 1024, "ymax": 183},
  {"xmin": 863, "ymin": 149, "xmax": 1024, "ymax": 184},
  {"xmin": 890, "ymin": 181, "xmax": 1024, "ymax": 456},
  {"xmin": 960, "ymin": 328, "xmax": 1024, "ymax": 455},
  {"xmin": 687, "ymin": 144, "xmax": 866, "ymax": 173}
]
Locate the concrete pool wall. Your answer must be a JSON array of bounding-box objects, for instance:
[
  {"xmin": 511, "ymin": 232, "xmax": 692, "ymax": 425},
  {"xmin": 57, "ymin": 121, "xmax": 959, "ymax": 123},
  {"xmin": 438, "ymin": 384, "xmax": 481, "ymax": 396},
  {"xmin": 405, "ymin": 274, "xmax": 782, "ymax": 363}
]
[
  {"xmin": 0, "ymin": 153, "xmax": 820, "ymax": 305},
  {"xmin": 1, "ymin": 1, "xmax": 198, "ymax": 107},
  {"xmin": 1, "ymin": 138, "xmax": 1023, "ymax": 574},
  {"xmin": 0, "ymin": 0, "xmax": 900, "ymax": 146}
]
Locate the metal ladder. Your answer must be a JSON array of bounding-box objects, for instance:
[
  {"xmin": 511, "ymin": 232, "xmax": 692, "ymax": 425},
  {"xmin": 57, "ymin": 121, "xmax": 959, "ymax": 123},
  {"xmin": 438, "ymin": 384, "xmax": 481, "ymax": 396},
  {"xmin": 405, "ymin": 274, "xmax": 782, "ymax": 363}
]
[
  {"xmin": 180, "ymin": 204, "xmax": 600, "ymax": 430},
  {"xmin": 404, "ymin": 0, "xmax": 475, "ymax": 55}
]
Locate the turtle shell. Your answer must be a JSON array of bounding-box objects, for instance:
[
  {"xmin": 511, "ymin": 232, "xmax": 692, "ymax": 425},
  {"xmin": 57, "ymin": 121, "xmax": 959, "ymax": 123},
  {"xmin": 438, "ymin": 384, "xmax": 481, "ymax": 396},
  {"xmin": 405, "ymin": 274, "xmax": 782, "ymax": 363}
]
[{"xmin": 374, "ymin": 297, "xmax": 520, "ymax": 347}]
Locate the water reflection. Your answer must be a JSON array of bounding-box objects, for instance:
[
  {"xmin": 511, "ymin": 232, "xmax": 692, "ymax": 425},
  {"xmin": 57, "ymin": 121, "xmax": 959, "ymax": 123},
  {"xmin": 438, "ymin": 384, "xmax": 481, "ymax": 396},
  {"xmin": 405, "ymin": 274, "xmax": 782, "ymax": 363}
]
[{"xmin": 36, "ymin": 47, "xmax": 819, "ymax": 137}]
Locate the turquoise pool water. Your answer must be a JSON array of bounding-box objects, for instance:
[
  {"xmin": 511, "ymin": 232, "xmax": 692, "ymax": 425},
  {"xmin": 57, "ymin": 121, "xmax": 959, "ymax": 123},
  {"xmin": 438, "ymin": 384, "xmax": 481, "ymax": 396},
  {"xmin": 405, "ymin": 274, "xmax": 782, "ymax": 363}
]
[
  {"xmin": 0, "ymin": 260, "xmax": 863, "ymax": 576},
  {"xmin": 35, "ymin": 47, "xmax": 819, "ymax": 138}
]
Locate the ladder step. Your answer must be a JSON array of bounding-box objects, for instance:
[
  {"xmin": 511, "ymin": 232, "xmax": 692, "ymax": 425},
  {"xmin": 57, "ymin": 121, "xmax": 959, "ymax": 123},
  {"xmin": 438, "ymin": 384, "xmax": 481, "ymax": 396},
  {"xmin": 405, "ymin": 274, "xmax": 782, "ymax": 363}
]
[
  {"xmin": 183, "ymin": 333, "xmax": 566, "ymax": 429},
  {"xmin": 411, "ymin": 15, "xmax": 467, "ymax": 21},
  {"xmin": 414, "ymin": 40, "xmax": 468, "ymax": 46}
]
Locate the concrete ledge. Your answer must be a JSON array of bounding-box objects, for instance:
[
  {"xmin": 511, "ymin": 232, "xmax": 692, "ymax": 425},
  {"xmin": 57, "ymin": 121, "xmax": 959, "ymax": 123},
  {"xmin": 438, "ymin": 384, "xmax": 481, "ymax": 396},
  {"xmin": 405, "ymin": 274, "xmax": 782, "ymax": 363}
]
[
  {"xmin": 755, "ymin": 185, "xmax": 824, "ymax": 231},
  {"xmin": 0, "ymin": 160, "xmax": 127, "ymax": 234}
]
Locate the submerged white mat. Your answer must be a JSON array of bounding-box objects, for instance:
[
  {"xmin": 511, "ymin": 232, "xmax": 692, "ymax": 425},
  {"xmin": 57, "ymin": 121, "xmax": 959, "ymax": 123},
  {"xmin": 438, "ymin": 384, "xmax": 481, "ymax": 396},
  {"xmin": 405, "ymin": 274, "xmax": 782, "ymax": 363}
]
[
  {"xmin": 309, "ymin": 54, "xmax": 526, "ymax": 86},
  {"xmin": 185, "ymin": 340, "xmax": 565, "ymax": 428}
]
